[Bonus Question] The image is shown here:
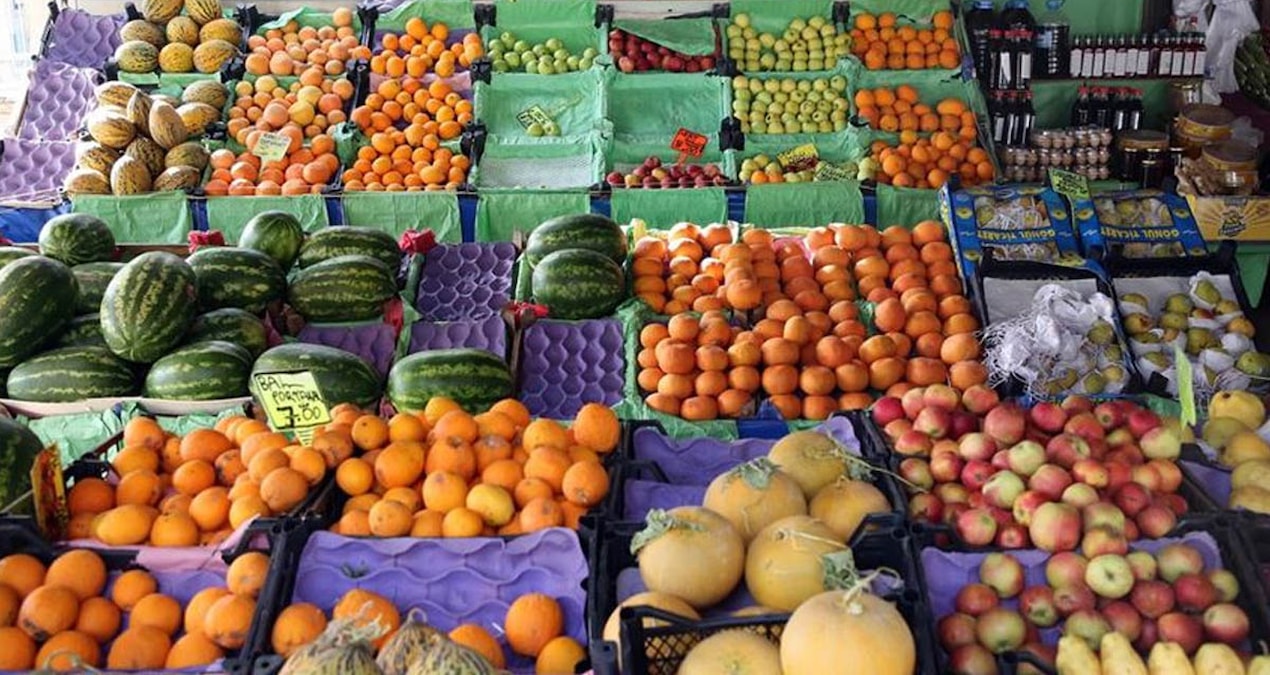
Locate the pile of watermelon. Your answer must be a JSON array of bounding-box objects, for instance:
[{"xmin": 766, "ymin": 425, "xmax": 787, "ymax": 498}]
[
  {"xmin": 526, "ymin": 214, "xmax": 630, "ymax": 320},
  {"xmin": 1236, "ymin": 30, "xmax": 1270, "ymax": 109}
]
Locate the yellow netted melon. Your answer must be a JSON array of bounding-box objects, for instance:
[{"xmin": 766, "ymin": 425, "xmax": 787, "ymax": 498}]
[
  {"xmin": 119, "ymin": 20, "xmax": 166, "ymax": 48},
  {"xmin": 125, "ymin": 137, "xmax": 166, "ymax": 177},
  {"xmin": 64, "ymin": 169, "xmax": 112, "ymax": 196},
  {"xmin": 185, "ymin": 0, "xmax": 222, "ymax": 25},
  {"xmin": 115, "ymin": 40, "xmax": 159, "ymax": 74},
  {"xmin": 148, "ymin": 100, "xmax": 188, "ymax": 150},
  {"xmin": 159, "ymin": 43, "xmax": 194, "ymax": 73},
  {"xmin": 192, "ymin": 39, "xmax": 236, "ymax": 74},
  {"xmin": 176, "ymin": 102, "xmax": 218, "ymax": 136},
  {"xmin": 111, "ymin": 156, "xmax": 153, "ymax": 195},
  {"xmin": 126, "ymin": 91, "xmax": 152, "ymax": 138},
  {"xmin": 165, "ymin": 16, "xmax": 199, "ymax": 46},
  {"xmin": 198, "ymin": 18, "xmax": 241, "ymax": 46},
  {"xmin": 140, "ymin": 0, "xmax": 181, "ymax": 23},
  {"xmin": 165, "ymin": 141, "xmax": 210, "ymax": 170},
  {"xmin": 181, "ymin": 80, "xmax": 228, "ymax": 109},
  {"xmin": 86, "ymin": 108, "xmax": 137, "ymax": 149},
  {"xmin": 153, "ymin": 166, "xmax": 201, "ymax": 192},
  {"xmin": 75, "ymin": 143, "xmax": 120, "ymax": 176}
]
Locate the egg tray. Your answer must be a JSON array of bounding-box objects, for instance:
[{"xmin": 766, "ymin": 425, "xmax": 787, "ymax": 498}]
[
  {"xmin": 415, "ymin": 241, "xmax": 517, "ymax": 320},
  {"xmin": 518, "ymin": 318, "xmax": 625, "ymax": 420},
  {"xmin": 40, "ymin": 7, "xmax": 125, "ymax": 69},
  {"xmin": 296, "ymin": 321, "xmax": 398, "ymax": 378},
  {"xmin": 263, "ymin": 528, "xmax": 588, "ymax": 674},
  {"xmin": 585, "ymin": 519, "xmax": 938, "ymax": 675},
  {"xmin": 917, "ymin": 521, "xmax": 1270, "ymax": 675},
  {"xmin": 405, "ymin": 313, "xmax": 508, "ymax": 357},
  {"xmin": 19, "ymin": 59, "xmax": 102, "ymax": 141},
  {"xmin": 0, "ymin": 138, "xmax": 76, "ymax": 202}
]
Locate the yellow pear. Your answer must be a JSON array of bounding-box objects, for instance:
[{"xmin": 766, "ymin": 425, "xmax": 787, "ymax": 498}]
[
  {"xmin": 1203, "ymin": 417, "xmax": 1250, "ymax": 451},
  {"xmin": 1232, "ymin": 460, "xmax": 1270, "ymax": 491},
  {"xmin": 1057, "ymin": 635, "xmax": 1101, "ymax": 675},
  {"xmin": 1222, "ymin": 431, "xmax": 1270, "ymax": 467},
  {"xmin": 1208, "ymin": 391, "xmax": 1266, "ymax": 430},
  {"xmin": 1192, "ymin": 643, "xmax": 1245, "ymax": 675},
  {"xmin": 1247, "ymin": 655, "xmax": 1270, "ymax": 675},
  {"xmin": 1229, "ymin": 485, "xmax": 1270, "ymax": 514},
  {"xmin": 1149, "ymin": 642, "xmax": 1195, "ymax": 675},
  {"xmin": 1101, "ymin": 631, "xmax": 1148, "ymax": 675}
]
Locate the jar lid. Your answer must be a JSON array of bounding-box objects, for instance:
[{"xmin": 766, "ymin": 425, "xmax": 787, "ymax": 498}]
[
  {"xmin": 1203, "ymin": 140, "xmax": 1257, "ymax": 166},
  {"xmin": 1117, "ymin": 130, "xmax": 1170, "ymax": 150},
  {"xmin": 1179, "ymin": 104, "xmax": 1235, "ymax": 128}
]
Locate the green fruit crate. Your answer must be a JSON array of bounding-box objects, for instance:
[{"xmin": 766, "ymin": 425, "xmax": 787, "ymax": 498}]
[
  {"xmin": 475, "ymin": 0, "xmax": 607, "ymax": 60},
  {"xmin": 468, "ymin": 132, "xmax": 606, "ymax": 190}
]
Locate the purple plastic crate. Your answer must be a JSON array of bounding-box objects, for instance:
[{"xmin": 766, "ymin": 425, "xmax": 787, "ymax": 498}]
[
  {"xmin": 43, "ymin": 9, "xmax": 124, "ymax": 69},
  {"xmin": 1183, "ymin": 459, "xmax": 1232, "ymax": 506},
  {"xmin": 416, "ymin": 242, "xmax": 517, "ymax": 321},
  {"xmin": 291, "ymin": 528, "xmax": 587, "ymax": 673},
  {"xmin": 297, "ymin": 322, "xmax": 397, "ymax": 378},
  {"xmin": 19, "ymin": 60, "xmax": 101, "ymax": 141},
  {"xmin": 519, "ymin": 319, "xmax": 624, "ymax": 419},
  {"xmin": 0, "ymin": 138, "xmax": 76, "ymax": 202},
  {"xmin": 407, "ymin": 314, "xmax": 507, "ymax": 356}
]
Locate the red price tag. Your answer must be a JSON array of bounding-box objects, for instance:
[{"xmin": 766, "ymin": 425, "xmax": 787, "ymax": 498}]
[{"xmin": 670, "ymin": 128, "xmax": 708, "ymax": 158}]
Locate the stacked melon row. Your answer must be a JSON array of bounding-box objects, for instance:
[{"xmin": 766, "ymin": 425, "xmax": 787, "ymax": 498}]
[
  {"xmin": 0, "ymin": 212, "xmax": 403, "ymax": 405},
  {"xmin": 64, "ymin": 81, "xmax": 227, "ymax": 197},
  {"xmin": 114, "ymin": 0, "xmax": 241, "ymax": 75}
]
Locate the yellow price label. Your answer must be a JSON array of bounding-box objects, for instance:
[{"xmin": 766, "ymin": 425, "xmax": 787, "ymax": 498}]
[
  {"xmin": 1048, "ymin": 168, "xmax": 1091, "ymax": 202},
  {"xmin": 30, "ymin": 445, "xmax": 67, "ymax": 541},
  {"xmin": 777, "ymin": 143, "xmax": 819, "ymax": 172},
  {"xmin": 251, "ymin": 371, "xmax": 333, "ymax": 435},
  {"xmin": 252, "ymin": 131, "xmax": 291, "ymax": 163}
]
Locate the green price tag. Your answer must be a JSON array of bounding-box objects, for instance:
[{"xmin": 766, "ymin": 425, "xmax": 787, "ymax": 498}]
[
  {"xmin": 516, "ymin": 105, "xmax": 553, "ymax": 131},
  {"xmin": 252, "ymin": 131, "xmax": 291, "ymax": 163},
  {"xmin": 1173, "ymin": 344, "xmax": 1197, "ymax": 427},
  {"xmin": 777, "ymin": 143, "xmax": 819, "ymax": 172},
  {"xmin": 813, "ymin": 161, "xmax": 854, "ymax": 182},
  {"xmin": 250, "ymin": 371, "xmax": 332, "ymax": 442},
  {"xmin": 1048, "ymin": 168, "xmax": 1091, "ymax": 202}
]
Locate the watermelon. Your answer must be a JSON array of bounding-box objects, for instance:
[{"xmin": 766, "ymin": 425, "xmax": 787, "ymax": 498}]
[
  {"xmin": 525, "ymin": 213, "xmax": 627, "ymax": 267},
  {"xmin": 72, "ymin": 262, "xmax": 125, "ymax": 315},
  {"xmin": 56, "ymin": 314, "xmax": 106, "ymax": 348},
  {"xmin": 0, "ymin": 417, "xmax": 44, "ymax": 510},
  {"xmin": 6, "ymin": 346, "xmax": 138, "ymax": 402},
  {"xmin": 144, "ymin": 340, "xmax": 252, "ymax": 400},
  {"xmin": 100, "ymin": 251, "xmax": 198, "ymax": 363},
  {"xmin": 187, "ymin": 246, "xmax": 286, "ymax": 313},
  {"xmin": 531, "ymin": 249, "xmax": 627, "ymax": 320},
  {"xmin": 251, "ymin": 343, "xmax": 382, "ymax": 409},
  {"xmin": 387, "ymin": 348, "xmax": 513, "ymax": 413},
  {"xmin": 184, "ymin": 308, "xmax": 269, "ymax": 357},
  {"xmin": 297, "ymin": 226, "xmax": 401, "ymax": 270},
  {"xmin": 286, "ymin": 254, "xmax": 397, "ymax": 323},
  {"xmin": 238, "ymin": 210, "xmax": 304, "ymax": 270},
  {"xmin": 38, "ymin": 213, "xmax": 116, "ymax": 266},
  {"xmin": 0, "ymin": 247, "xmax": 35, "ymax": 270},
  {"xmin": 0, "ymin": 256, "xmax": 79, "ymax": 368}
]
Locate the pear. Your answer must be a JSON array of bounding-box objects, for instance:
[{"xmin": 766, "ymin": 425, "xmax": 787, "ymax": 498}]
[
  {"xmin": 1202, "ymin": 417, "xmax": 1251, "ymax": 451},
  {"xmin": 1208, "ymin": 390, "xmax": 1266, "ymax": 428},
  {"xmin": 1227, "ymin": 316, "xmax": 1256, "ymax": 338},
  {"xmin": 1191, "ymin": 308, "xmax": 1217, "ymax": 322},
  {"xmin": 1161, "ymin": 328, "xmax": 1180, "ymax": 342},
  {"xmin": 1231, "ymin": 459, "xmax": 1270, "ymax": 492},
  {"xmin": 1186, "ymin": 328, "xmax": 1214, "ymax": 355},
  {"xmin": 1082, "ymin": 371, "xmax": 1107, "ymax": 394},
  {"xmin": 1160, "ymin": 312, "xmax": 1189, "ymax": 331},
  {"xmin": 1104, "ymin": 344, "xmax": 1123, "ymax": 361},
  {"xmin": 1121, "ymin": 314, "xmax": 1153, "ymax": 336},
  {"xmin": 1121, "ymin": 292, "xmax": 1150, "ymax": 308},
  {"xmin": 1136, "ymin": 332, "xmax": 1163, "ymax": 345},
  {"xmin": 1215, "ymin": 299, "xmax": 1241, "ymax": 315},
  {"xmin": 1236, "ymin": 351, "xmax": 1270, "ymax": 377},
  {"xmin": 1165, "ymin": 293, "xmax": 1194, "ymax": 314},
  {"xmin": 1194, "ymin": 279, "xmax": 1223, "ymax": 306},
  {"xmin": 1088, "ymin": 320, "xmax": 1117, "ymax": 344},
  {"xmin": 1229, "ymin": 485, "xmax": 1270, "ymax": 513},
  {"xmin": 1222, "ymin": 430, "xmax": 1270, "ymax": 466},
  {"xmin": 1102, "ymin": 364, "xmax": 1126, "ymax": 384},
  {"xmin": 1143, "ymin": 352, "xmax": 1172, "ymax": 369}
]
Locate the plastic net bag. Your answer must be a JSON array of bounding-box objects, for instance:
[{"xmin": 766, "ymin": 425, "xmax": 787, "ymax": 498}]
[{"xmin": 1206, "ymin": 0, "xmax": 1261, "ymax": 93}]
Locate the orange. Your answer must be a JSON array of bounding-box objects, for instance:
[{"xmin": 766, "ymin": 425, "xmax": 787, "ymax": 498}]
[{"xmin": 504, "ymin": 593, "xmax": 564, "ymax": 657}]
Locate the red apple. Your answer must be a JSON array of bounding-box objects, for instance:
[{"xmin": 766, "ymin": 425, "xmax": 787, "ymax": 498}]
[
  {"xmin": 934, "ymin": 482, "xmax": 971, "ymax": 505},
  {"xmin": 960, "ymin": 460, "xmax": 995, "ymax": 492},
  {"xmin": 990, "ymin": 450, "xmax": 1011, "ymax": 471},
  {"xmin": 1157, "ymin": 612, "xmax": 1204, "ymax": 654},
  {"xmin": 1148, "ymin": 459, "xmax": 1183, "ymax": 493},
  {"xmin": 1028, "ymin": 464, "xmax": 1074, "ymax": 500},
  {"xmin": 1071, "ymin": 459, "xmax": 1109, "ymax": 487},
  {"xmin": 1134, "ymin": 618, "xmax": 1159, "ymax": 652},
  {"xmin": 956, "ymin": 582, "xmax": 1000, "ymax": 616},
  {"xmin": 907, "ymin": 492, "xmax": 943, "ymax": 522},
  {"xmin": 1011, "ymin": 490, "xmax": 1050, "ymax": 526},
  {"xmin": 901, "ymin": 386, "xmax": 927, "ymax": 420},
  {"xmin": 951, "ymin": 411, "xmax": 981, "ymax": 439},
  {"xmin": 1127, "ymin": 550, "xmax": 1157, "ymax": 581},
  {"xmin": 995, "ymin": 522, "xmax": 1029, "ymax": 549},
  {"xmin": 1054, "ymin": 584, "xmax": 1097, "ymax": 616},
  {"xmin": 1140, "ymin": 426, "xmax": 1181, "ymax": 460},
  {"xmin": 937, "ymin": 612, "xmax": 978, "ymax": 650},
  {"xmin": 1134, "ymin": 504, "xmax": 1177, "ymax": 538},
  {"xmin": 1156, "ymin": 493, "xmax": 1189, "ymax": 517},
  {"xmin": 1131, "ymin": 464, "xmax": 1164, "ymax": 492},
  {"xmin": 982, "ymin": 471, "xmax": 1026, "ymax": 509},
  {"xmin": 956, "ymin": 507, "xmax": 998, "ymax": 546},
  {"xmin": 1081, "ymin": 525, "xmax": 1129, "ymax": 557},
  {"xmin": 885, "ymin": 418, "xmax": 913, "ymax": 440},
  {"xmin": 1157, "ymin": 543, "xmax": 1205, "ymax": 583},
  {"xmin": 1130, "ymin": 579, "xmax": 1176, "ymax": 619},
  {"xmin": 1105, "ymin": 461, "xmax": 1134, "ymax": 491},
  {"xmin": 872, "ymin": 396, "xmax": 905, "ymax": 426},
  {"xmin": 895, "ymin": 429, "xmax": 933, "ymax": 456},
  {"xmin": 1029, "ymin": 502, "xmax": 1081, "ymax": 552},
  {"xmin": 1064, "ymin": 412, "xmax": 1106, "ymax": 443},
  {"xmin": 1122, "ymin": 519, "xmax": 1140, "ymax": 541},
  {"xmin": 1006, "ymin": 440, "xmax": 1047, "ymax": 476},
  {"xmin": 1174, "ymin": 573, "xmax": 1218, "ymax": 612},
  {"xmin": 930, "ymin": 452, "xmax": 964, "ymax": 483},
  {"xmin": 1101, "ymin": 600, "xmax": 1144, "ymax": 642},
  {"xmin": 915, "ymin": 406, "xmax": 953, "ymax": 439},
  {"xmin": 974, "ymin": 608, "xmax": 1027, "ymax": 654},
  {"xmin": 1028, "ymin": 402, "xmax": 1067, "ymax": 433},
  {"xmin": 1064, "ymin": 609, "xmax": 1112, "ymax": 649},
  {"xmin": 980, "ymin": 552, "xmax": 1025, "ymax": 598},
  {"xmin": 1112, "ymin": 483, "xmax": 1152, "ymax": 517},
  {"xmin": 984, "ymin": 404, "xmax": 1027, "ymax": 446},
  {"xmin": 1060, "ymin": 483, "xmax": 1100, "ymax": 508},
  {"xmin": 1127, "ymin": 408, "xmax": 1162, "ymax": 439},
  {"xmin": 961, "ymin": 384, "xmax": 1000, "ymax": 415},
  {"xmin": 1082, "ymin": 502, "xmax": 1127, "ymax": 533},
  {"xmin": 1106, "ymin": 445, "xmax": 1146, "ymax": 466},
  {"xmin": 1209, "ymin": 569, "xmax": 1239, "ymax": 603},
  {"xmin": 958, "ymin": 433, "xmax": 998, "ymax": 462},
  {"xmin": 1061, "ymin": 395, "xmax": 1094, "ymax": 415},
  {"xmin": 899, "ymin": 458, "xmax": 934, "ymax": 490},
  {"xmin": 1093, "ymin": 402, "xmax": 1125, "ymax": 429},
  {"xmin": 1106, "ymin": 427, "xmax": 1135, "ymax": 447},
  {"xmin": 1202, "ymin": 603, "xmax": 1250, "ymax": 644},
  {"xmin": 923, "ymin": 383, "xmax": 961, "ymax": 411},
  {"xmin": 1045, "ymin": 433, "xmax": 1092, "ymax": 469},
  {"xmin": 1019, "ymin": 585, "xmax": 1058, "ymax": 627},
  {"xmin": 949, "ymin": 643, "xmax": 999, "ymax": 675}
]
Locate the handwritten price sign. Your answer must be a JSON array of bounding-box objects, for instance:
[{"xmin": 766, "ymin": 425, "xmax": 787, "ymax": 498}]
[
  {"xmin": 251, "ymin": 371, "xmax": 332, "ymax": 443},
  {"xmin": 670, "ymin": 128, "xmax": 708, "ymax": 158},
  {"xmin": 252, "ymin": 131, "xmax": 291, "ymax": 163}
]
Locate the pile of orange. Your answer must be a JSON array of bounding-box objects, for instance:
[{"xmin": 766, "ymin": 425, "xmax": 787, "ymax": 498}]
[
  {"xmin": 0, "ymin": 547, "xmax": 267, "ymax": 669},
  {"xmin": 326, "ymin": 399, "xmax": 616, "ymax": 537},
  {"xmin": 226, "ymin": 71, "xmax": 355, "ymax": 143},
  {"xmin": 869, "ymin": 134, "xmax": 994, "ymax": 189},
  {"xmin": 271, "ymin": 588, "xmax": 584, "ymax": 673},
  {"xmin": 628, "ymin": 222, "xmax": 746, "ymax": 315},
  {"xmin": 638, "ymin": 312, "xmax": 755, "ymax": 421},
  {"xmin": 204, "ymin": 140, "xmax": 339, "ymax": 196},
  {"xmin": 851, "ymin": 11, "xmax": 960, "ymax": 70},
  {"xmin": 342, "ymin": 77, "xmax": 471, "ymax": 191},
  {"xmin": 63, "ymin": 416, "xmax": 324, "ymax": 547},
  {"xmin": 369, "ymin": 18, "xmax": 484, "ymax": 78},
  {"xmin": 243, "ymin": 8, "xmax": 371, "ymax": 77},
  {"xmin": 855, "ymin": 86, "xmax": 978, "ymax": 137}
]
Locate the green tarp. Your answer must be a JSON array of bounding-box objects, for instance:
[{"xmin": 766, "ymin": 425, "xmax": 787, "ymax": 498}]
[
  {"xmin": 744, "ymin": 180, "xmax": 865, "ymax": 226},
  {"xmin": 848, "ymin": 0, "xmax": 952, "ymax": 21},
  {"xmin": 203, "ymin": 194, "xmax": 330, "ymax": 241},
  {"xmin": 470, "ymin": 135, "xmax": 606, "ymax": 190},
  {"xmin": 257, "ymin": 6, "xmax": 364, "ymax": 33},
  {"xmin": 876, "ymin": 183, "xmax": 943, "ymax": 227},
  {"xmin": 374, "ymin": 0, "xmax": 475, "ymax": 32},
  {"xmin": 484, "ymin": 0, "xmax": 602, "ymax": 53},
  {"xmin": 614, "ymin": 18, "xmax": 717, "ymax": 56},
  {"xmin": 475, "ymin": 189, "xmax": 591, "ymax": 240},
  {"xmin": 607, "ymin": 71, "xmax": 729, "ymax": 140},
  {"xmin": 20, "ymin": 409, "xmax": 123, "ymax": 464},
  {"xmin": 71, "ymin": 191, "xmax": 193, "ymax": 245},
  {"xmin": 610, "ymin": 187, "xmax": 729, "ymax": 230},
  {"xmin": 727, "ymin": 0, "xmax": 836, "ymax": 34},
  {"xmin": 340, "ymin": 191, "xmax": 463, "ymax": 240},
  {"xmin": 474, "ymin": 67, "xmax": 607, "ymax": 142}
]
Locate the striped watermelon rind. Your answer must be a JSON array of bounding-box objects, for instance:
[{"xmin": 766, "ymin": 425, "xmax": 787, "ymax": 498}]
[
  {"xmin": 250, "ymin": 343, "xmax": 383, "ymax": 409},
  {"xmin": 0, "ymin": 257, "xmax": 79, "ymax": 368},
  {"xmin": 286, "ymin": 254, "xmax": 397, "ymax": 323},
  {"xmin": 38, "ymin": 213, "xmax": 116, "ymax": 266},
  {"xmin": 387, "ymin": 348, "xmax": 513, "ymax": 413},
  {"xmin": 531, "ymin": 249, "xmax": 627, "ymax": 320},
  {"xmin": 524, "ymin": 213, "xmax": 627, "ymax": 268},
  {"xmin": 187, "ymin": 246, "xmax": 286, "ymax": 314},
  {"xmin": 100, "ymin": 251, "xmax": 199, "ymax": 363},
  {"xmin": 144, "ymin": 340, "xmax": 252, "ymax": 400},
  {"xmin": 6, "ymin": 346, "xmax": 138, "ymax": 402},
  {"xmin": 238, "ymin": 210, "xmax": 304, "ymax": 270},
  {"xmin": 297, "ymin": 227, "xmax": 401, "ymax": 270},
  {"xmin": 0, "ymin": 247, "xmax": 35, "ymax": 270},
  {"xmin": 72, "ymin": 262, "xmax": 125, "ymax": 316},
  {"xmin": 184, "ymin": 308, "xmax": 269, "ymax": 357},
  {"xmin": 0, "ymin": 417, "xmax": 44, "ymax": 509},
  {"xmin": 56, "ymin": 314, "xmax": 107, "ymax": 348}
]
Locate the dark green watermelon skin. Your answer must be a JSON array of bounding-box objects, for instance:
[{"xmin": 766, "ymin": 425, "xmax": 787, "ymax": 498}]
[
  {"xmin": 0, "ymin": 417, "xmax": 43, "ymax": 510},
  {"xmin": 6, "ymin": 346, "xmax": 138, "ymax": 402},
  {"xmin": 251, "ymin": 343, "xmax": 382, "ymax": 409},
  {"xmin": 100, "ymin": 251, "xmax": 199, "ymax": 363},
  {"xmin": 0, "ymin": 256, "xmax": 79, "ymax": 368},
  {"xmin": 187, "ymin": 247, "xmax": 286, "ymax": 314},
  {"xmin": 56, "ymin": 314, "xmax": 106, "ymax": 348},
  {"xmin": 38, "ymin": 213, "xmax": 115, "ymax": 266},
  {"xmin": 286, "ymin": 255, "xmax": 397, "ymax": 323},
  {"xmin": 72, "ymin": 262, "xmax": 125, "ymax": 315},
  {"xmin": 525, "ymin": 214, "xmax": 627, "ymax": 267},
  {"xmin": 144, "ymin": 340, "xmax": 252, "ymax": 400},
  {"xmin": 0, "ymin": 247, "xmax": 36, "ymax": 270},
  {"xmin": 531, "ymin": 249, "xmax": 627, "ymax": 320},
  {"xmin": 184, "ymin": 308, "xmax": 269, "ymax": 357},
  {"xmin": 297, "ymin": 227, "xmax": 401, "ymax": 270},
  {"xmin": 238, "ymin": 211, "xmax": 304, "ymax": 270},
  {"xmin": 387, "ymin": 348, "xmax": 513, "ymax": 413}
]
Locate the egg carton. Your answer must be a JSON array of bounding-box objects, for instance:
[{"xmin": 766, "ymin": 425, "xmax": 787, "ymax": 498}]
[
  {"xmin": 296, "ymin": 322, "xmax": 398, "ymax": 378},
  {"xmin": 518, "ymin": 318, "xmax": 624, "ymax": 420},
  {"xmin": 41, "ymin": 8, "xmax": 125, "ymax": 69},
  {"xmin": 19, "ymin": 59, "xmax": 102, "ymax": 141},
  {"xmin": 284, "ymin": 529, "xmax": 588, "ymax": 674},
  {"xmin": 415, "ymin": 242, "xmax": 517, "ymax": 320},
  {"xmin": 406, "ymin": 313, "xmax": 507, "ymax": 356},
  {"xmin": 0, "ymin": 138, "xmax": 76, "ymax": 203}
]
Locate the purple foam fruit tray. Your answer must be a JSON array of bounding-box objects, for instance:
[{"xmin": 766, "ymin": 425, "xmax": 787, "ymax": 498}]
[
  {"xmin": 20, "ymin": 60, "xmax": 101, "ymax": 141},
  {"xmin": 519, "ymin": 318, "xmax": 624, "ymax": 420},
  {"xmin": 416, "ymin": 242, "xmax": 517, "ymax": 321},
  {"xmin": 297, "ymin": 322, "xmax": 398, "ymax": 378},
  {"xmin": 407, "ymin": 313, "xmax": 507, "ymax": 356},
  {"xmin": 291, "ymin": 528, "xmax": 587, "ymax": 673},
  {"xmin": 0, "ymin": 138, "xmax": 76, "ymax": 201},
  {"xmin": 1182, "ymin": 459, "xmax": 1232, "ymax": 506},
  {"xmin": 42, "ymin": 9, "xmax": 125, "ymax": 69}
]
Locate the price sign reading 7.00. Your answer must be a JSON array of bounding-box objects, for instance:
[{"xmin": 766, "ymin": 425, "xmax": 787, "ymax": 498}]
[{"xmin": 250, "ymin": 371, "xmax": 332, "ymax": 442}]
